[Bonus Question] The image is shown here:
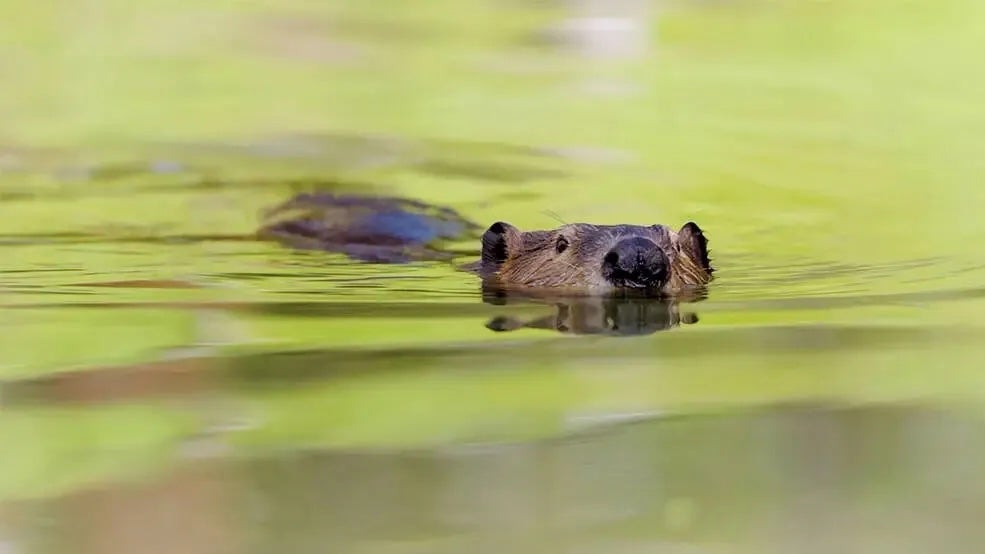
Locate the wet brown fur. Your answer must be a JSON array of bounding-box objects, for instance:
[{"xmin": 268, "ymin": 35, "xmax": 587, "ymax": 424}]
[{"xmin": 476, "ymin": 221, "xmax": 713, "ymax": 295}]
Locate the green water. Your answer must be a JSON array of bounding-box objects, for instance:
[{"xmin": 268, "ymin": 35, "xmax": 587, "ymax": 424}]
[{"xmin": 2, "ymin": 0, "xmax": 985, "ymax": 552}]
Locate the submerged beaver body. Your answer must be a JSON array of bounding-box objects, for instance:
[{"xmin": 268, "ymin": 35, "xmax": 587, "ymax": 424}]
[
  {"xmin": 258, "ymin": 192, "xmax": 478, "ymax": 263},
  {"xmin": 475, "ymin": 220, "xmax": 713, "ymax": 295}
]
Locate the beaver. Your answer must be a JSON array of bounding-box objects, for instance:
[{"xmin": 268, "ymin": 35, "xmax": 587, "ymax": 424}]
[
  {"xmin": 258, "ymin": 192, "xmax": 713, "ymax": 296},
  {"xmin": 473, "ymin": 221, "xmax": 713, "ymax": 296}
]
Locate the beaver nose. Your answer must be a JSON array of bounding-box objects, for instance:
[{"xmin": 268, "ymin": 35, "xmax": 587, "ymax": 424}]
[{"xmin": 603, "ymin": 237, "xmax": 669, "ymax": 287}]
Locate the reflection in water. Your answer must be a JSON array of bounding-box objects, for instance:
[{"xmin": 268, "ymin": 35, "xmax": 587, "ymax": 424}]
[
  {"xmin": 6, "ymin": 405, "xmax": 985, "ymax": 554},
  {"xmin": 484, "ymin": 293, "xmax": 700, "ymax": 336}
]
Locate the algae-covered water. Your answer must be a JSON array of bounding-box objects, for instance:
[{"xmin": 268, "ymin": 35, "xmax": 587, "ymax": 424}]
[{"xmin": 2, "ymin": 1, "xmax": 985, "ymax": 552}]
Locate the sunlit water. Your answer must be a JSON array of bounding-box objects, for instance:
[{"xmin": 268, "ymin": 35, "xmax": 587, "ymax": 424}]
[{"xmin": 2, "ymin": 0, "xmax": 985, "ymax": 552}]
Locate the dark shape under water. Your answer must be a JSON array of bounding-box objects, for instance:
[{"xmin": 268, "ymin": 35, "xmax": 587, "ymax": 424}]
[{"xmin": 258, "ymin": 192, "xmax": 480, "ymax": 263}]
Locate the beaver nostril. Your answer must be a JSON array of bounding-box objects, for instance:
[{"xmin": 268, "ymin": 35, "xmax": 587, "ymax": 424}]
[{"xmin": 604, "ymin": 251, "xmax": 620, "ymax": 267}]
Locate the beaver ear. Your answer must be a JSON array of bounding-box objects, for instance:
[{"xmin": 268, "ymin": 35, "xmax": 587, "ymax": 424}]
[
  {"xmin": 482, "ymin": 221, "xmax": 517, "ymax": 266},
  {"xmin": 678, "ymin": 222, "xmax": 712, "ymax": 272}
]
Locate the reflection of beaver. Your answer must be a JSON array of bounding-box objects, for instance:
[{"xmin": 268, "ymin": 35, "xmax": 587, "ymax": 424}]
[
  {"xmin": 485, "ymin": 294, "xmax": 699, "ymax": 336},
  {"xmin": 472, "ymin": 221, "xmax": 713, "ymax": 295}
]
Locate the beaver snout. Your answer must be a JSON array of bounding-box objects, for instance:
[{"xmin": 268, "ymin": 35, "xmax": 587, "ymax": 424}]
[{"xmin": 602, "ymin": 237, "xmax": 669, "ymax": 288}]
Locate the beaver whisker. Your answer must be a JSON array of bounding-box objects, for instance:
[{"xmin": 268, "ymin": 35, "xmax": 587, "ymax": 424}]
[
  {"xmin": 523, "ymin": 255, "xmax": 590, "ymax": 287},
  {"xmin": 542, "ymin": 210, "xmax": 568, "ymax": 225}
]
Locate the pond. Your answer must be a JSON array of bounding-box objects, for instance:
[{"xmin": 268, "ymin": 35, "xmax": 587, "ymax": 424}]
[{"xmin": 1, "ymin": 0, "xmax": 985, "ymax": 552}]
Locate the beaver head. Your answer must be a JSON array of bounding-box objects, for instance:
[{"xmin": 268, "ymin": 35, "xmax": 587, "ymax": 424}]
[{"xmin": 478, "ymin": 221, "xmax": 713, "ymax": 294}]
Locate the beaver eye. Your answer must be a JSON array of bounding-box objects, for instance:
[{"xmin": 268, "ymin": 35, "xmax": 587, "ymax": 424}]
[{"xmin": 555, "ymin": 235, "xmax": 569, "ymax": 254}]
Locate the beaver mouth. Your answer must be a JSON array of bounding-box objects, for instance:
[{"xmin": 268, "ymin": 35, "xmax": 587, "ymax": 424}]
[{"xmin": 603, "ymin": 269, "xmax": 668, "ymax": 289}]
